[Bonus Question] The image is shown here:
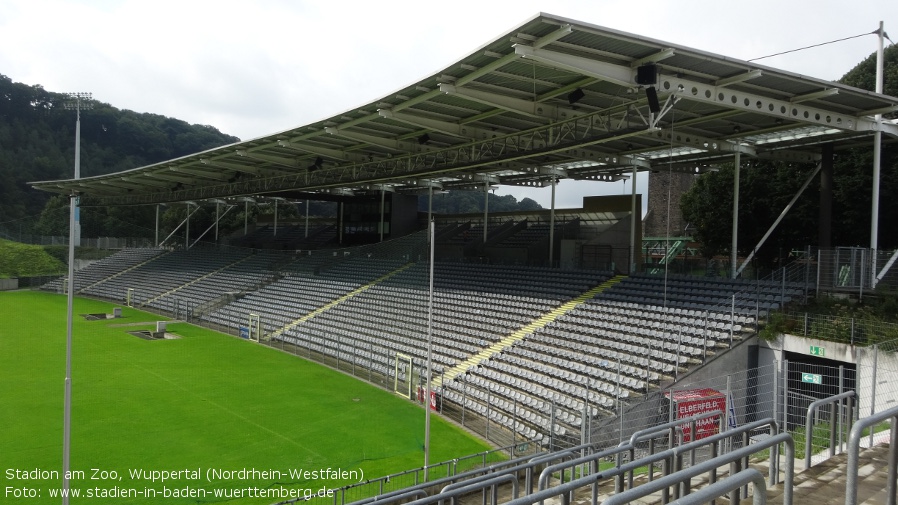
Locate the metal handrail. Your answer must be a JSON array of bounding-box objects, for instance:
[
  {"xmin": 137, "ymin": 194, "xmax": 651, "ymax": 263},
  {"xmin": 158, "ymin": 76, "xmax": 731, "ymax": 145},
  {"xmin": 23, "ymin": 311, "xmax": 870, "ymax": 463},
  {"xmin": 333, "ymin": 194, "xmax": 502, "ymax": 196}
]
[
  {"xmin": 502, "ymin": 431, "xmax": 794, "ymax": 505},
  {"xmin": 845, "ymin": 405, "xmax": 898, "ymax": 505},
  {"xmin": 664, "ymin": 468, "xmax": 767, "ymax": 505},
  {"xmin": 804, "ymin": 391, "xmax": 855, "ymax": 469}
]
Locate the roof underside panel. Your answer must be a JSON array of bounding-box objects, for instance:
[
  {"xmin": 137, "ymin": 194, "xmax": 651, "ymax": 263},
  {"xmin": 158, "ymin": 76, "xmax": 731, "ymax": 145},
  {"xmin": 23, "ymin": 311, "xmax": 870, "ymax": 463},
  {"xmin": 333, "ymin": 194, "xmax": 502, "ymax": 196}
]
[{"xmin": 30, "ymin": 12, "xmax": 898, "ymax": 206}]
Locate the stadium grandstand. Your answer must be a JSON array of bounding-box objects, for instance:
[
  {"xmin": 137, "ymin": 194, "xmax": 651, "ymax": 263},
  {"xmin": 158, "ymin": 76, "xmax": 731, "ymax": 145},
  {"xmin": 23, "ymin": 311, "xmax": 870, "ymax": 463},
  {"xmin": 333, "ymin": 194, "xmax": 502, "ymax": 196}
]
[{"xmin": 28, "ymin": 12, "xmax": 898, "ymax": 505}]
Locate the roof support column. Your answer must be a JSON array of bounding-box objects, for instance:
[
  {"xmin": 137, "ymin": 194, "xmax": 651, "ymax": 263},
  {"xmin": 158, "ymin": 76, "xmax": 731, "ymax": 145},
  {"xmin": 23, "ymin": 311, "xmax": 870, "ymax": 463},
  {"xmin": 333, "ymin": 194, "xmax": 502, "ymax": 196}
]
[
  {"xmin": 819, "ymin": 143, "xmax": 834, "ymax": 249},
  {"xmin": 244, "ymin": 201, "xmax": 249, "ymax": 236},
  {"xmin": 630, "ymin": 166, "xmax": 638, "ymax": 273},
  {"xmin": 871, "ymin": 21, "xmax": 885, "ymax": 289},
  {"xmin": 549, "ymin": 176, "xmax": 557, "ymax": 267},
  {"xmin": 380, "ymin": 187, "xmax": 385, "ymax": 243},
  {"xmin": 274, "ymin": 199, "xmax": 279, "ymax": 237},
  {"xmin": 215, "ymin": 202, "xmax": 220, "ymax": 242},
  {"xmin": 339, "ymin": 202, "xmax": 344, "ymax": 245},
  {"xmin": 736, "ymin": 163, "xmax": 823, "ymax": 277},
  {"xmin": 305, "ymin": 200, "xmax": 309, "ymax": 238},
  {"xmin": 155, "ymin": 204, "xmax": 160, "ymax": 247},
  {"xmin": 185, "ymin": 203, "xmax": 190, "ymax": 250},
  {"xmin": 428, "ymin": 185, "xmax": 433, "ymax": 230},
  {"xmin": 731, "ymin": 150, "xmax": 741, "ymax": 278},
  {"xmin": 483, "ymin": 182, "xmax": 489, "ymax": 243}
]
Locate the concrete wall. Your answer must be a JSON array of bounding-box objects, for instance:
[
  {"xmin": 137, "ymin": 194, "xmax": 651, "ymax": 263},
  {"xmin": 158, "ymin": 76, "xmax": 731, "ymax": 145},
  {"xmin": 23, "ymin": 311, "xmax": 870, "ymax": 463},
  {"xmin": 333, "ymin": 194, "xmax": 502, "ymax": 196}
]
[
  {"xmin": 644, "ymin": 171, "xmax": 694, "ymax": 237},
  {"xmin": 0, "ymin": 278, "xmax": 18, "ymax": 291},
  {"xmin": 760, "ymin": 333, "xmax": 898, "ymax": 419}
]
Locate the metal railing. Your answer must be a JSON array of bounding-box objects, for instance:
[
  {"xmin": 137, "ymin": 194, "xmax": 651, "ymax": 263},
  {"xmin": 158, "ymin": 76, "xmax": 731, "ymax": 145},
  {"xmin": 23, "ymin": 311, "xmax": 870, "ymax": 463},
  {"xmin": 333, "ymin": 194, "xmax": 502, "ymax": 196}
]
[
  {"xmin": 501, "ymin": 425, "xmax": 792, "ymax": 505},
  {"xmin": 846, "ymin": 405, "xmax": 898, "ymax": 505}
]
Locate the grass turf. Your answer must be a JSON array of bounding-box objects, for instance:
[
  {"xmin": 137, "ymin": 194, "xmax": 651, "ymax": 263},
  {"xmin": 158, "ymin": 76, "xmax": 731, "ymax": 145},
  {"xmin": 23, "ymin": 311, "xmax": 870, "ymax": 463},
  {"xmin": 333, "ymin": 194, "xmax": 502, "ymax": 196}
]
[{"xmin": 0, "ymin": 291, "xmax": 492, "ymax": 504}]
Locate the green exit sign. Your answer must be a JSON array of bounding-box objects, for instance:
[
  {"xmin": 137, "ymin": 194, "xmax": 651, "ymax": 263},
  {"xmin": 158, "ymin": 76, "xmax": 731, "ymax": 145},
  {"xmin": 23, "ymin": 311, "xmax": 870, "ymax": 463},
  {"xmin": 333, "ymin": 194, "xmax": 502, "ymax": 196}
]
[
  {"xmin": 802, "ymin": 373, "xmax": 823, "ymax": 385},
  {"xmin": 810, "ymin": 346, "xmax": 825, "ymax": 357}
]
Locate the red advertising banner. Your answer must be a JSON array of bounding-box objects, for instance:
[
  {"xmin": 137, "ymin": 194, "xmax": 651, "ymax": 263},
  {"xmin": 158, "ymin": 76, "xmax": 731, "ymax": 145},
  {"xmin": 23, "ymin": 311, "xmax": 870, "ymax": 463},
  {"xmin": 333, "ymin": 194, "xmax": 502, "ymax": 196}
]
[{"xmin": 666, "ymin": 388, "xmax": 727, "ymax": 442}]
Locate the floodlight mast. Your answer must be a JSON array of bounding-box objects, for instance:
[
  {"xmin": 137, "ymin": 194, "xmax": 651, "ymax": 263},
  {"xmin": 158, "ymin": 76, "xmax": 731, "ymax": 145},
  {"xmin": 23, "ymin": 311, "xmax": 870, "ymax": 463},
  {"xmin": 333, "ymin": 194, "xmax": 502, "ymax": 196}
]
[
  {"xmin": 423, "ymin": 220, "xmax": 435, "ymax": 479},
  {"xmin": 63, "ymin": 92, "xmax": 92, "ymax": 247},
  {"xmin": 61, "ymin": 91, "xmax": 90, "ymax": 505},
  {"xmin": 61, "ymin": 190, "xmax": 76, "ymax": 505}
]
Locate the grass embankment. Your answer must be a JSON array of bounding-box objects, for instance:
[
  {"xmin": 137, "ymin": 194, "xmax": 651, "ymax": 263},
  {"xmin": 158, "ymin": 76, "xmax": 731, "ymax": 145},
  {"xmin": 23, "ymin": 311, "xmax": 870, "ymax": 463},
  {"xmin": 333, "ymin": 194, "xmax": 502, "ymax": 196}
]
[{"xmin": 0, "ymin": 239, "xmax": 65, "ymax": 278}]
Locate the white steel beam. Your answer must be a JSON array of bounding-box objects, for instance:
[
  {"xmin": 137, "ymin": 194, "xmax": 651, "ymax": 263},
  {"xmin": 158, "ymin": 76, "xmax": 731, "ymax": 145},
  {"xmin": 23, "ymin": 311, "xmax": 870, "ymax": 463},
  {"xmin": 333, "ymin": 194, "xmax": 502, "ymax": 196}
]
[
  {"xmin": 715, "ymin": 70, "xmax": 763, "ymax": 87},
  {"xmin": 378, "ymin": 109, "xmax": 494, "ymax": 141},
  {"xmin": 324, "ymin": 127, "xmax": 405, "ymax": 151},
  {"xmin": 630, "ymin": 48, "xmax": 676, "ymax": 67},
  {"xmin": 790, "ymin": 89, "xmax": 839, "ymax": 103},
  {"xmin": 516, "ymin": 46, "xmax": 898, "ymax": 136},
  {"xmin": 439, "ymin": 83, "xmax": 561, "ymax": 119},
  {"xmin": 515, "ymin": 45, "xmax": 635, "ymax": 88},
  {"xmin": 235, "ymin": 150, "xmax": 300, "ymax": 170},
  {"xmin": 199, "ymin": 158, "xmax": 263, "ymax": 175}
]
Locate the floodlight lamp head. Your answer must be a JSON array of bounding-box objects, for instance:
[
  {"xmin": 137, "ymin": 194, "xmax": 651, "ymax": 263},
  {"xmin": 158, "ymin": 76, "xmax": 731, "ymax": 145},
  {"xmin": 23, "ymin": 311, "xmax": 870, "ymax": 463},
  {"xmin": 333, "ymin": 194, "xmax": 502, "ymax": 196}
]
[{"xmin": 63, "ymin": 92, "xmax": 93, "ymax": 111}]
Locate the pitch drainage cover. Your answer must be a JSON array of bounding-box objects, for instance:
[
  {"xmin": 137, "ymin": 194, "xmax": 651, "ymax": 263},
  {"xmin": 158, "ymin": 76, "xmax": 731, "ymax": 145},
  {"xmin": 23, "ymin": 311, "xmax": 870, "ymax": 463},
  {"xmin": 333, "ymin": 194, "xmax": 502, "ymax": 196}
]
[
  {"xmin": 127, "ymin": 330, "xmax": 181, "ymax": 341},
  {"xmin": 81, "ymin": 313, "xmax": 114, "ymax": 321}
]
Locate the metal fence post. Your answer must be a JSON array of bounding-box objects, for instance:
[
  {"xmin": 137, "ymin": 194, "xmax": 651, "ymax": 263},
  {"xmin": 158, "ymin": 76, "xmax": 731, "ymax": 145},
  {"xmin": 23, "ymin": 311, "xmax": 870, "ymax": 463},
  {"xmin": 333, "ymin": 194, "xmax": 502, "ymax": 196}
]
[
  {"xmin": 781, "ymin": 266, "xmax": 786, "ymax": 307},
  {"xmin": 804, "ymin": 312, "xmax": 809, "ymax": 337},
  {"xmin": 771, "ymin": 360, "xmax": 780, "ymax": 486},
  {"xmin": 486, "ymin": 387, "xmax": 491, "ymax": 442},
  {"xmin": 839, "ymin": 365, "xmax": 845, "ymax": 452},
  {"xmin": 730, "ymin": 294, "xmax": 736, "ymax": 348},
  {"xmin": 702, "ymin": 311, "xmax": 709, "ymax": 363},
  {"xmin": 783, "ymin": 359, "xmax": 790, "ymax": 431},
  {"xmin": 816, "ymin": 249, "xmax": 822, "ymax": 297},
  {"xmin": 462, "ymin": 377, "xmax": 467, "ymax": 427},
  {"xmin": 804, "ymin": 245, "xmax": 812, "ymax": 304},
  {"xmin": 870, "ymin": 345, "xmax": 879, "ymax": 447}
]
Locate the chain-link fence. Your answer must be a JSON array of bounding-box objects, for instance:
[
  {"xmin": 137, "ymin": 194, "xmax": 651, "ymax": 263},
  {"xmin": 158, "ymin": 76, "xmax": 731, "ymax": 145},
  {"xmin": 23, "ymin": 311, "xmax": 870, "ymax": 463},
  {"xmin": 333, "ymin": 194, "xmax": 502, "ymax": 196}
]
[
  {"xmin": 777, "ymin": 312, "xmax": 898, "ymax": 345},
  {"xmin": 817, "ymin": 247, "xmax": 898, "ymax": 296}
]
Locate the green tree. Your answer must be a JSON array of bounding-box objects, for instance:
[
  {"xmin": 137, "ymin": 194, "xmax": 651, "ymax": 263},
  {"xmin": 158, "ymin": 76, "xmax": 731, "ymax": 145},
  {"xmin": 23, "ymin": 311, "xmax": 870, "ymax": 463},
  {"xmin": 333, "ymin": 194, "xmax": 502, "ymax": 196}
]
[{"xmin": 680, "ymin": 44, "xmax": 898, "ymax": 267}]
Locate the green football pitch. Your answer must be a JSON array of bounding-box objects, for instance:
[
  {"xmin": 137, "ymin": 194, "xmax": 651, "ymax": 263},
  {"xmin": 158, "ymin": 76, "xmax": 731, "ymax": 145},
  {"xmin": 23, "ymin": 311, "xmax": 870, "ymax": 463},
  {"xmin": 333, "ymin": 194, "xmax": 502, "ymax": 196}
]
[{"xmin": 0, "ymin": 291, "xmax": 492, "ymax": 504}]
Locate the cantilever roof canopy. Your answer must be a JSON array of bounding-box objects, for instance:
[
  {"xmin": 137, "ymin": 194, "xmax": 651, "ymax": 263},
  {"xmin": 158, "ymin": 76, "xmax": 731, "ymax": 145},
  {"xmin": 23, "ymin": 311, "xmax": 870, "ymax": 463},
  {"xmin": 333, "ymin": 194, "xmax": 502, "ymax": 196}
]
[{"xmin": 31, "ymin": 12, "xmax": 898, "ymax": 206}]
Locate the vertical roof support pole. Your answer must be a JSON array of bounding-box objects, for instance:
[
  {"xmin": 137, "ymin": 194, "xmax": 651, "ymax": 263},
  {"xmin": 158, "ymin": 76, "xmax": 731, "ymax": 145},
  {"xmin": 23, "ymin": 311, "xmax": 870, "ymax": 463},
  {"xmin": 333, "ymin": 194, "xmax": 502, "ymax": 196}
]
[
  {"xmin": 549, "ymin": 176, "xmax": 557, "ymax": 267},
  {"xmin": 630, "ymin": 165, "xmax": 638, "ymax": 273},
  {"xmin": 731, "ymin": 149, "xmax": 741, "ymax": 278},
  {"xmin": 483, "ymin": 182, "xmax": 489, "ymax": 243},
  {"xmin": 871, "ymin": 20, "xmax": 885, "ymax": 289}
]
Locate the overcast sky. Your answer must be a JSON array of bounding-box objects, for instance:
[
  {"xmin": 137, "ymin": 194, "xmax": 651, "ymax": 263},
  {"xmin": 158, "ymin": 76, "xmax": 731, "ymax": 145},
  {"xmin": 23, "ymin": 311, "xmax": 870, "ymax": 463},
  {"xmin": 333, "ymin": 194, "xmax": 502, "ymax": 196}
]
[{"xmin": 2, "ymin": 0, "xmax": 895, "ymax": 210}]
